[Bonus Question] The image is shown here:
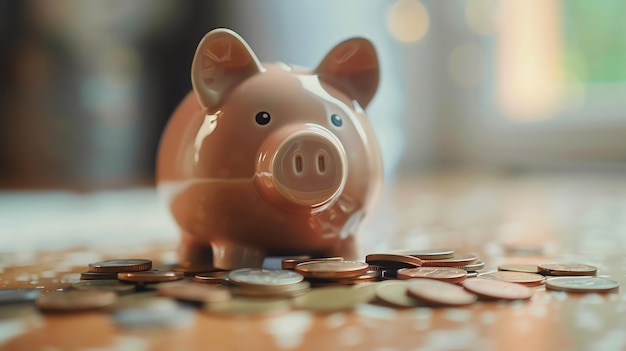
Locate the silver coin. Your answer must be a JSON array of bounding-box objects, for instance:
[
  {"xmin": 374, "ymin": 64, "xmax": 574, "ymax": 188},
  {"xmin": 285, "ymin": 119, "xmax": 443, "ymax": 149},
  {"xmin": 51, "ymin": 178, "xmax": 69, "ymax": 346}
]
[
  {"xmin": 375, "ymin": 281, "xmax": 421, "ymax": 308},
  {"xmin": 228, "ymin": 268, "xmax": 303, "ymax": 286},
  {"xmin": 0, "ymin": 289, "xmax": 40, "ymax": 304},
  {"xmin": 546, "ymin": 277, "xmax": 619, "ymax": 293},
  {"xmin": 462, "ymin": 261, "xmax": 485, "ymax": 271}
]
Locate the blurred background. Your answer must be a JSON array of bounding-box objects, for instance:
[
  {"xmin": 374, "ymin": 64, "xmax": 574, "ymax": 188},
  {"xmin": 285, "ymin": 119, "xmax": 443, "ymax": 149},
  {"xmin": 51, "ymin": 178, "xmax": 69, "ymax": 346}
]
[{"xmin": 1, "ymin": 0, "xmax": 626, "ymax": 190}]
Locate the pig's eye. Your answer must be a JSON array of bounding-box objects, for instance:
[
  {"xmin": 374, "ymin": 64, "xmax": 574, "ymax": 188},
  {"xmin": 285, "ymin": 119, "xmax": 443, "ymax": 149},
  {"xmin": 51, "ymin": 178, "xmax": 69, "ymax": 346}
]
[
  {"xmin": 255, "ymin": 111, "xmax": 271, "ymax": 125},
  {"xmin": 330, "ymin": 114, "xmax": 343, "ymax": 127}
]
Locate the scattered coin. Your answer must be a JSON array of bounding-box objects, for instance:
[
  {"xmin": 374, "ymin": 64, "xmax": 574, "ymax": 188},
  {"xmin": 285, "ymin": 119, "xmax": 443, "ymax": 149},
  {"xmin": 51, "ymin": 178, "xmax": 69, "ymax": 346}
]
[
  {"xmin": 477, "ymin": 271, "xmax": 545, "ymax": 287},
  {"xmin": 118, "ymin": 271, "xmax": 184, "ymax": 283},
  {"xmin": 0, "ymin": 289, "xmax": 41, "ymax": 304},
  {"xmin": 462, "ymin": 261, "xmax": 485, "ymax": 272},
  {"xmin": 462, "ymin": 278, "xmax": 533, "ymax": 300},
  {"xmin": 498, "ymin": 264, "xmax": 540, "ymax": 274},
  {"xmin": 397, "ymin": 267, "xmax": 467, "ymax": 284},
  {"xmin": 192, "ymin": 271, "xmax": 230, "ymax": 285},
  {"xmin": 545, "ymin": 277, "xmax": 619, "ymax": 293},
  {"xmin": 365, "ymin": 254, "xmax": 422, "ymax": 273},
  {"xmin": 406, "ymin": 279, "xmax": 477, "ymax": 306},
  {"xmin": 36, "ymin": 290, "xmax": 117, "ymax": 312},
  {"xmin": 157, "ymin": 283, "xmax": 232, "ymax": 303},
  {"xmin": 80, "ymin": 271, "xmax": 120, "ymax": 280},
  {"xmin": 307, "ymin": 269, "xmax": 380, "ymax": 286},
  {"xmin": 206, "ymin": 297, "xmax": 292, "ymax": 316},
  {"xmin": 375, "ymin": 281, "xmax": 421, "ymax": 307},
  {"xmin": 228, "ymin": 268, "xmax": 303, "ymax": 287},
  {"xmin": 421, "ymin": 253, "xmax": 478, "ymax": 267},
  {"xmin": 295, "ymin": 261, "xmax": 370, "ymax": 279},
  {"xmin": 391, "ymin": 249, "xmax": 455, "ymax": 260},
  {"xmin": 88, "ymin": 259, "xmax": 152, "ymax": 273},
  {"xmin": 466, "ymin": 272, "xmax": 479, "ymax": 278},
  {"xmin": 294, "ymin": 285, "xmax": 372, "ymax": 312},
  {"xmin": 72, "ymin": 280, "xmax": 136, "ymax": 294},
  {"xmin": 235, "ymin": 281, "xmax": 311, "ymax": 298},
  {"xmin": 282, "ymin": 256, "xmax": 344, "ymax": 270},
  {"xmin": 113, "ymin": 298, "xmax": 194, "ymax": 329},
  {"xmin": 173, "ymin": 263, "xmax": 224, "ymax": 276},
  {"xmin": 538, "ymin": 263, "xmax": 597, "ymax": 276}
]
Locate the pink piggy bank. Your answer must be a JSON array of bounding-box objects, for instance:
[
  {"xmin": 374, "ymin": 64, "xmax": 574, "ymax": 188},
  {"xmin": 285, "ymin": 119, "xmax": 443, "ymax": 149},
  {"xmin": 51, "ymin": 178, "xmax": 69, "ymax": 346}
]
[{"xmin": 157, "ymin": 28, "xmax": 382, "ymax": 269}]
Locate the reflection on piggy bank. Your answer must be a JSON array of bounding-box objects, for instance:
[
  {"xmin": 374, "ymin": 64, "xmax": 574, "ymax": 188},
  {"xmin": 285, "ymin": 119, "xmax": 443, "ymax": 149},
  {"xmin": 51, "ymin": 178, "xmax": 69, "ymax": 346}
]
[{"xmin": 157, "ymin": 28, "xmax": 382, "ymax": 269}]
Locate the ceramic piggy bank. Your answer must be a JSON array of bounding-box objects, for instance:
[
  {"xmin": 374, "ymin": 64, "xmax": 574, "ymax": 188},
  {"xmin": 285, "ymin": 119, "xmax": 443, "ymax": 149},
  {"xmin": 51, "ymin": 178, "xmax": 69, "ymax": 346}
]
[{"xmin": 157, "ymin": 28, "xmax": 382, "ymax": 269}]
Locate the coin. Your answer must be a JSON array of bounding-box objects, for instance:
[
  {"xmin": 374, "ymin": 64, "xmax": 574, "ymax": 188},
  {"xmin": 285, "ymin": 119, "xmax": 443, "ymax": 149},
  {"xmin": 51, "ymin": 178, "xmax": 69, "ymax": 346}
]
[
  {"xmin": 192, "ymin": 271, "xmax": 230, "ymax": 285},
  {"xmin": 406, "ymin": 279, "xmax": 477, "ymax": 306},
  {"xmin": 365, "ymin": 254, "xmax": 422, "ymax": 273},
  {"xmin": 466, "ymin": 272, "xmax": 479, "ymax": 278},
  {"xmin": 462, "ymin": 261, "xmax": 485, "ymax": 271},
  {"xmin": 206, "ymin": 297, "xmax": 292, "ymax": 316},
  {"xmin": 477, "ymin": 271, "xmax": 545, "ymax": 287},
  {"xmin": 172, "ymin": 263, "xmax": 224, "ymax": 276},
  {"xmin": 235, "ymin": 281, "xmax": 311, "ymax": 298},
  {"xmin": 307, "ymin": 269, "xmax": 381, "ymax": 286},
  {"xmin": 462, "ymin": 278, "xmax": 533, "ymax": 300},
  {"xmin": 0, "ymin": 289, "xmax": 40, "ymax": 304},
  {"xmin": 374, "ymin": 281, "xmax": 421, "ymax": 307},
  {"xmin": 391, "ymin": 249, "xmax": 455, "ymax": 260},
  {"xmin": 421, "ymin": 253, "xmax": 478, "ymax": 267},
  {"xmin": 88, "ymin": 259, "xmax": 152, "ymax": 273},
  {"xmin": 72, "ymin": 280, "xmax": 136, "ymax": 294},
  {"xmin": 397, "ymin": 267, "xmax": 467, "ymax": 284},
  {"xmin": 117, "ymin": 271, "xmax": 184, "ymax": 283},
  {"xmin": 293, "ymin": 286, "xmax": 372, "ymax": 312},
  {"xmin": 113, "ymin": 298, "xmax": 194, "ymax": 328},
  {"xmin": 538, "ymin": 263, "xmax": 597, "ymax": 276},
  {"xmin": 498, "ymin": 264, "xmax": 539, "ymax": 274},
  {"xmin": 80, "ymin": 271, "xmax": 119, "ymax": 280},
  {"xmin": 282, "ymin": 256, "xmax": 344, "ymax": 270},
  {"xmin": 36, "ymin": 290, "xmax": 117, "ymax": 312},
  {"xmin": 295, "ymin": 261, "xmax": 370, "ymax": 279},
  {"xmin": 545, "ymin": 277, "xmax": 619, "ymax": 293},
  {"xmin": 157, "ymin": 283, "xmax": 232, "ymax": 303},
  {"xmin": 228, "ymin": 268, "xmax": 304, "ymax": 287}
]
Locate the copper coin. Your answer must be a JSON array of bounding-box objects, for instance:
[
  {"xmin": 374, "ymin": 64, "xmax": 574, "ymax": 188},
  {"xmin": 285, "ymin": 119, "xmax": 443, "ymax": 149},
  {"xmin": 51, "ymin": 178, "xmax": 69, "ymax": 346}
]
[
  {"xmin": 498, "ymin": 264, "xmax": 539, "ymax": 274},
  {"xmin": 397, "ymin": 267, "xmax": 467, "ymax": 284},
  {"xmin": 36, "ymin": 290, "xmax": 117, "ymax": 312},
  {"xmin": 172, "ymin": 263, "xmax": 224, "ymax": 276},
  {"xmin": 295, "ymin": 261, "xmax": 370, "ymax": 279},
  {"xmin": 282, "ymin": 256, "xmax": 344, "ymax": 270},
  {"xmin": 538, "ymin": 262, "xmax": 597, "ymax": 276},
  {"xmin": 307, "ymin": 270, "xmax": 381, "ymax": 286},
  {"xmin": 118, "ymin": 271, "xmax": 184, "ymax": 283},
  {"xmin": 365, "ymin": 254, "xmax": 422, "ymax": 272},
  {"xmin": 88, "ymin": 259, "xmax": 152, "ymax": 273},
  {"xmin": 421, "ymin": 253, "xmax": 478, "ymax": 267},
  {"xmin": 391, "ymin": 249, "xmax": 455, "ymax": 260},
  {"xmin": 407, "ymin": 279, "xmax": 477, "ymax": 306},
  {"xmin": 192, "ymin": 271, "xmax": 230, "ymax": 285},
  {"xmin": 462, "ymin": 278, "xmax": 533, "ymax": 300},
  {"xmin": 157, "ymin": 283, "xmax": 232, "ymax": 303},
  {"xmin": 80, "ymin": 271, "xmax": 120, "ymax": 280},
  {"xmin": 228, "ymin": 268, "xmax": 304, "ymax": 287},
  {"xmin": 477, "ymin": 271, "xmax": 545, "ymax": 287},
  {"xmin": 546, "ymin": 277, "xmax": 619, "ymax": 293},
  {"xmin": 374, "ymin": 281, "xmax": 421, "ymax": 307}
]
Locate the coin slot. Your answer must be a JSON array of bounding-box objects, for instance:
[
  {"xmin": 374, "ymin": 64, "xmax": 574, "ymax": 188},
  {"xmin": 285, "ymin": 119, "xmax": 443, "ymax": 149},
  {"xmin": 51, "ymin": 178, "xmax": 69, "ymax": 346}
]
[
  {"xmin": 294, "ymin": 154, "xmax": 304, "ymax": 175},
  {"xmin": 317, "ymin": 153, "xmax": 326, "ymax": 174}
]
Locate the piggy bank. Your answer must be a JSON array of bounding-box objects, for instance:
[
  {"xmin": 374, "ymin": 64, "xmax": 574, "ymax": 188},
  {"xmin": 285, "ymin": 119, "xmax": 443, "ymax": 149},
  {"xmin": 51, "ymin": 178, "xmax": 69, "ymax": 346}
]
[{"xmin": 157, "ymin": 28, "xmax": 382, "ymax": 269}]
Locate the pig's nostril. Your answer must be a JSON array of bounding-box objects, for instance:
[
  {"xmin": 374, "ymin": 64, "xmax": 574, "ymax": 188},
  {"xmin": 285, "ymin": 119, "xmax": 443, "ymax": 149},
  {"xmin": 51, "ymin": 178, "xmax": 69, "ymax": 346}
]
[
  {"xmin": 317, "ymin": 153, "xmax": 326, "ymax": 174},
  {"xmin": 294, "ymin": 154, "xmax": 304, "ymax": 175}
]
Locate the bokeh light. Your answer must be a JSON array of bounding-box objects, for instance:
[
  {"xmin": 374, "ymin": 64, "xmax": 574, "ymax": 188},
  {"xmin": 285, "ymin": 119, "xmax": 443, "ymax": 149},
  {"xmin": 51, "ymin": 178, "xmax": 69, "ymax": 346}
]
[{"xmin": 386, "ymin": 0, "xmax": 429, "ymax": 43}]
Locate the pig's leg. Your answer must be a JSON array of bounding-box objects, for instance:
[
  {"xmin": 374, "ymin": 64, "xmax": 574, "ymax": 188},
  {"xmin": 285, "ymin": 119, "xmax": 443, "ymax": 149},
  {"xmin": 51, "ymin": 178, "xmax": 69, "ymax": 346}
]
[
  {"xmin": 211, "ymin": 242, "xmax": 266, "ymax": 270},
  {"xmin": 178, "ymin": 232, "xmax": 214, "ymax": 267}
]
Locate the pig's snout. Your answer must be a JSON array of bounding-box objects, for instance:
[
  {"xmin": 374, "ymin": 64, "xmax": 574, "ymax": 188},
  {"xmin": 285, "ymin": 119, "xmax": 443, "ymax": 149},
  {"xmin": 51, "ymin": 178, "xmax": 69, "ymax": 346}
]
[{"xmin": 255, "ymin": 125, "xmax": 347, "ymax": 212}]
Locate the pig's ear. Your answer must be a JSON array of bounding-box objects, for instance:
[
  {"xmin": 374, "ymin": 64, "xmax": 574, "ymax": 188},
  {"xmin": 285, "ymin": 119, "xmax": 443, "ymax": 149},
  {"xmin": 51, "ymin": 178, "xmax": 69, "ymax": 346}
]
[
  {"xmin": 191, "ymin": 28, "xmax": 263, "ymax": 109},
  {"xmin": 315, "ymin": 38, "xmax": 379, "ymax": 109}
]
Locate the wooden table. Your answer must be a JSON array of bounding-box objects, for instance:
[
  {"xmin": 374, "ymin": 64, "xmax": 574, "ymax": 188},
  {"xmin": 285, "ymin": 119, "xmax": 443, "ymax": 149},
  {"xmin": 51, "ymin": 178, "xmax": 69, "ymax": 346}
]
[{"xmin": 1, "ymin": 172, "xmax": 625, "ymax": 351}]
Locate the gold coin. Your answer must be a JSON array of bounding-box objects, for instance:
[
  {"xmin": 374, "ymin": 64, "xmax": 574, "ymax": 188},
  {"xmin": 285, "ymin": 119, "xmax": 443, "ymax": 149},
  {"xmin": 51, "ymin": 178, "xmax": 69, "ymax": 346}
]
[
  {"xmin": 478, "ymin": 271, "xmax": 545, "ymax": 287},
  {"xmin": 421, "ymin": 253, "xmax": 478, "ymax": 267},
  {"xmin": 72, "ymin": 280, "xmax": 136, "ymax": 294},
  {"xmin": 397, "ymin": 267, "xmax": 467, "ymax": 284},
  {"xmin": 462, "ymin": 278, "xmax": 533, "ymax": 300},
  {"xmin": 293, "ymin": 286, "xmax": 372, "ymax": 312},
  {"xmin": 282, "ymin": 256, "xmax": 344, "ymax": 270},
  {"xmin": 375, "ymin": 281, "xmax": 421, "ymax": 308},
  {"xmin": 295, "ymin": 261, "xmax": 370, "ymax": 279},
  {"xmin": 36, "ymin": 290, "xmax": 117, "ymax": 312},
  {"xmin": 498, "ymin": 264, "xmax": 539, "ymax": 274},
  {"xmin": 538, "ymin": 262, "xmax": 597, "ymax": 276},
  {"xmin": 545, "ymin": 277, "xmax": 619, "ymax": 293},
  {"xmin": 205, "ymin": 297, "xmax": 291, "ymax": 316},
  {"xmin": 407, "ymin": 278, "xmax": 477, "ymax": 306},
  {"xmin": 88, "ymin": 259, "xmax": 152, "ymax": 273},
  {"xmin": 118, "ymin": 271, "xmax": 184, "ymax": 283},
  {"xmin": 392, "ymin": 248, "xmax": 455, "ymax": 260},
  {"xmin": 157, "ymin": 283, "xmax": 232, "ymax": 303}
]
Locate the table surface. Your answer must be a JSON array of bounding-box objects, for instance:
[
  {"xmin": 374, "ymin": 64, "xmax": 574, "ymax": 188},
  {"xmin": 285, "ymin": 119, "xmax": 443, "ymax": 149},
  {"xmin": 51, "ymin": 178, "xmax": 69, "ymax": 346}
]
[{"xmin": 1, "ymin": 171, "xmax": 625, "ymax": 351}]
